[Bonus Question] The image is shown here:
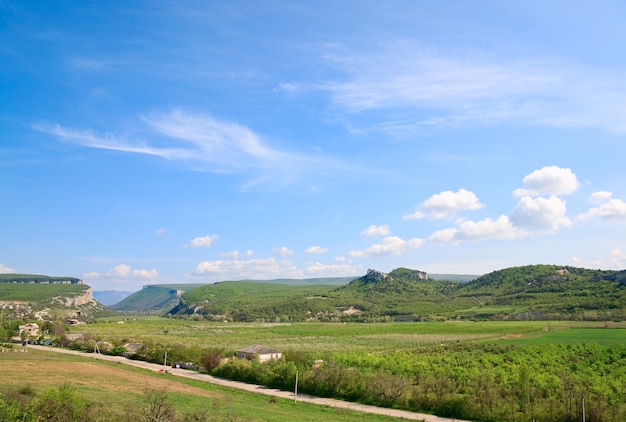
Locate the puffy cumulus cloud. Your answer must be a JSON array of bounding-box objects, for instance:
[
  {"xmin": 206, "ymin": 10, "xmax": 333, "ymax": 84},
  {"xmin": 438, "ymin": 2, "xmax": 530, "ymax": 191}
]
[
  {"xmin": 83, "ymin": 264, "xmax": 159, "ymax": 289},
  {"xmin": 577, "ymin": 198, "xmax": 626, "ymax": 221},
  {"xmin": 403, "ymin": 189, "xmax": 484, "ymax": 220},
  {"xmin": 105, "ymin": 264, "xmax": 159, "ymax": 279},
  {"xmin": 361, "ymin": 224, "xmax": 391, "ymax": 237},
  {"xmin": 192, "ymin": 257, "xmax": 303, "ymax": 280},
  {"xmin": 83, "ymin": 264, "xmax": 159, "ymax": 279},
  {"xmin": 510, "ymin": 196, "xmax": 571, "ymax": 233},
  {"xmin": 588, "ymin": 191, "xmax": 613, "ymax": 205},
  {"xmin": 349, "ymin": 236, "xmax": 424, "ymax": 258},
  {"xmin": 513, "ymin": 166, "xmax": 580, "ymax": 197},
  {"xmin": 273, "ymin": 246, "xmax": 295, "ymax": 257},
  {"xmin": 186, "ymin": 234, "xmax": 218, "ymax": 248},
  {"xmin": 304, "ymin": 246, "xmax": 328, "ymax": 254},
  {"xmin": 428, "ymin": 215, "xmax": 520, "ymax": 243},
  {"xmin": 304, "ymin": 261, "xmax": 362, "ymax": 277},
  {"xmin": 0, "ymin": 263, "xmax": 17, "ymax": 274}
]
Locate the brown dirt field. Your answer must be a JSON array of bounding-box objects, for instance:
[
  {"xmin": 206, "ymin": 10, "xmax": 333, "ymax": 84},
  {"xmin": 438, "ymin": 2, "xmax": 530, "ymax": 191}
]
[{"xmin": 0, "ymin": 357, "xmax": 221, "ymax": 400}]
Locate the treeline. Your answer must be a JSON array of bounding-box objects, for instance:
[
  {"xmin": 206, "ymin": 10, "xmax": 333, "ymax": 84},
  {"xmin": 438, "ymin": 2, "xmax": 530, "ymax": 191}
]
[{"xmin": 0, "ymin": 384, "xmax": 247, "ymax": 422}]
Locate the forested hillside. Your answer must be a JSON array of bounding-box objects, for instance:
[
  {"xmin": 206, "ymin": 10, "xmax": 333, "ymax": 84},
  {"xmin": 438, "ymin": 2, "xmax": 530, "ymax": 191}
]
[{"xmin": 167, "ymin": 265, "xmax": 626, "ymax": 322}]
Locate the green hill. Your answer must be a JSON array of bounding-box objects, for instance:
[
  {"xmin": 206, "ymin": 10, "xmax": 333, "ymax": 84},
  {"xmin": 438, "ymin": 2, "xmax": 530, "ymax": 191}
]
[
  {"xmin": 458, "ymin": 264, "xmax": 625, "ymax": 319},
  {"xmin": 109, "ymin": 284, "xmax": 209, "ymax": 312},
  {"xmin": 166, "ymin": 265, "xmax": 626, "ymax": 322},
  {"xmin": 0, "ymin": 273, "xmax": 107, "ymax": 317}
]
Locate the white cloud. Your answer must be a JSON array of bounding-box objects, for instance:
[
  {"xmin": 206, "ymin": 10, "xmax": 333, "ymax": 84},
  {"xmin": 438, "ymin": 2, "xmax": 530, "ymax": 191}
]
[
  {"xmin": 192, "ymin": 257, "xmax": 303, "ymax": 280},
  {"xmin": 83, "ymin": 264, "xmax": 159, "ymax": 288},
  {"xmin": 589, "ymin": 191, "xmax": 613, "ymax": 204},
  {"xmin": 321, "ymin": 41, "xmax": 626, "ymax": 134},
  {"xmin": 349, "ymin": 236, "xmax": 424, "ymax": 258},
  {"xmin": 510, "ymin": 195, "xmax": 571, "ymax": 233},
  {"xmin": 403, "ymin": 189, "xmax": 484, "ymax": 220},
  {"xmin": 361, "ymin": 224, "xmax": 390, "ymax": 237},
  {"xmin": 186, "ymin": 234, "xmax": 218, "ymax": 248},
  {"xmin": 155, "ymin": 227, "xmax": 169, "ymax": 235},
  {"xmin": 106, "ymin": 264, "xmax": 158, "ymax": 279},
  {"xmin": 429, "ymin": 215, "xmax": 520, "ymax": 243},
  {"xmin": 35, "ymin": 110, "xmax": 339, "ymax": 187},
  {"xmin": 0, "ymin": 263, "xmax": 17, "ymax": 274},
  {"xmin": 591, "ymin": 249, "xmax": 626, "ymax": 270},
  {"xmin": 513, "ymin": 166, "xmax": 580, "ymax": 197},
  {"xmin": 273, "ymin": 246, "xmax": 295, "ymax": 257},
  {"xmin": 304, "ymin": 246, "xmax": 328, "ymax": 254},
  {"xmin": 304, "ymin": 261, "xmax": 362, "ymax": 277},
  {"xmin": 577, "ymin": 198, "xmax": 626, "ymax": 221}
]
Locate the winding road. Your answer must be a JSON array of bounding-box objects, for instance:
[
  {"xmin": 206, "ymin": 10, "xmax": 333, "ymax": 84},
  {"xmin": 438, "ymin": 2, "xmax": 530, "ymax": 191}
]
[{"xmin": 27, "ymin": 345, "xmax": 468, "ymax": 422}]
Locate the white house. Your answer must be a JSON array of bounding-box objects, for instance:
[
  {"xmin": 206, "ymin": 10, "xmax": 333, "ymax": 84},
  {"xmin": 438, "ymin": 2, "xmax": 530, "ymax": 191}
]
[{"xmin": 236, "ymin": 345, "xmax": 282, "ymax": 363}]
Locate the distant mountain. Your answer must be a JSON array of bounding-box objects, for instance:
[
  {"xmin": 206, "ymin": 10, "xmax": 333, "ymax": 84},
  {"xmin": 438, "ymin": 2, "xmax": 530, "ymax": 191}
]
[
  {"xmin": 93, "ymin": 290, "xmax": 134, "ymax": 306},
  {"xmin": 109, "ymin": 284, "xmax": 209, "ymax": 312}
]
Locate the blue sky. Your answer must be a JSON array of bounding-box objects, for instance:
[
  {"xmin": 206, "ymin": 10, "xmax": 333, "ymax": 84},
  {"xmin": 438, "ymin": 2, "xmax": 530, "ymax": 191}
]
[{"xmin": 2, "ymin": 1, "xmax": 626, "ymax": 291}]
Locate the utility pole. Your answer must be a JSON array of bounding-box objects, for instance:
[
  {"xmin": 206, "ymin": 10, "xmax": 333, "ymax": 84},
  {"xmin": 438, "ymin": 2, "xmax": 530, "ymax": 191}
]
[{"xmin": 294, "ymin": 369, "xmax": 299, "ymax": 403}]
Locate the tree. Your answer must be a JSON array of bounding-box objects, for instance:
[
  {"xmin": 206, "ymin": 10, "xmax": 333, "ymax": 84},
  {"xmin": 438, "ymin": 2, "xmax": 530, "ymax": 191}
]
[{"xmin": 139, "ymin": 390, "xmax": 176, "ymax": 422}]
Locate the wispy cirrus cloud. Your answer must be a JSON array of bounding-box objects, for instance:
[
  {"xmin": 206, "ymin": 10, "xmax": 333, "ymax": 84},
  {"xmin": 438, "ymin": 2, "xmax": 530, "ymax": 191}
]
[
  {"xmin": 319, "ymin": 41, "xmax": 626, "ymax": 134},
  {"xmin": 34, "ymin": 109, "xmax": 342, "ymax": 187}
]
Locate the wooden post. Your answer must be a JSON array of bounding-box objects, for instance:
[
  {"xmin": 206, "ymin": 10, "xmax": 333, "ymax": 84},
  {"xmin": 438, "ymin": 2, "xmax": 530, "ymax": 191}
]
[{"xmin": 294, "ymin": 370, "xmax": 299, "ymax": 403}]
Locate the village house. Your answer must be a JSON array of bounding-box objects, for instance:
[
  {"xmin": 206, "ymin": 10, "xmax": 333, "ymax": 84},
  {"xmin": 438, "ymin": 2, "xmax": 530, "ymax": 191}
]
[
  {"xmin": 19, "ymin": 323, "xmax": 40, "ymax": 338},
  {"xmin": 236, "ymin": 345, "xmax": 282, "ymax": 363}
]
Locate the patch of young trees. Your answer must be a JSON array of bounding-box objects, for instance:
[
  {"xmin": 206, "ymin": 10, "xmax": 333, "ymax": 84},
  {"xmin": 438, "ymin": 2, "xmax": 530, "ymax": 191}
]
[{"xmin": 209, "ymin": 342, "xmax": 626, "ymax": 422}]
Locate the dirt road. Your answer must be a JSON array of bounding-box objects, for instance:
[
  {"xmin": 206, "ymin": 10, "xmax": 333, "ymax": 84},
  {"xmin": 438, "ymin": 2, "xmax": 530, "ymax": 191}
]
[{"xmin": 27, "ymin": 345, "xmax": 468, "ymax": 422}]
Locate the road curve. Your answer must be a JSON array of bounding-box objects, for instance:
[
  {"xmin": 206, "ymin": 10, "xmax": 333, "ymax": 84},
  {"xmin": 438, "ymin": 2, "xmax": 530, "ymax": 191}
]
[{"xmin": 26, "ymin": 345, "xmax": 468, "ymax": 422}]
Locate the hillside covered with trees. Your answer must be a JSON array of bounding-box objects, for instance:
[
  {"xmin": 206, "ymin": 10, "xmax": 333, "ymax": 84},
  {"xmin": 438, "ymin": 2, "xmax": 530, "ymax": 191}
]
[{"xmin": 166, "ymin": 265, "xmax": 626, "ymax": 322}]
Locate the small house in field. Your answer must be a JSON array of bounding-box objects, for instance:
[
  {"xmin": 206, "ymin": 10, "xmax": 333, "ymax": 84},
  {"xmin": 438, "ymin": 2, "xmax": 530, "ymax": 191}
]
[
  {"xmin": 236, "ymin": 345, "xmax": 282, "ymax": 363},
  {"xmin": 19, "ymin": 323, "xmax": 40, "ymax": 338}
]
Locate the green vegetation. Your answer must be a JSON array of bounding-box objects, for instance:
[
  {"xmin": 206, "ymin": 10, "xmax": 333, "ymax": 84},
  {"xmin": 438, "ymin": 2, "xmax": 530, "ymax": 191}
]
[
  {"xmin": 168, "ymin": 265, "xmax": 626, "ymax": 322},
  {"xmin": 0, "ymin": 283, "xmax": 88, "ymax": 302}
]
